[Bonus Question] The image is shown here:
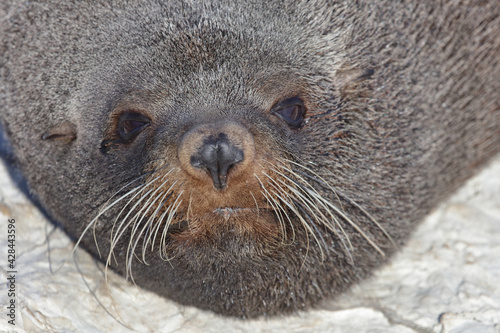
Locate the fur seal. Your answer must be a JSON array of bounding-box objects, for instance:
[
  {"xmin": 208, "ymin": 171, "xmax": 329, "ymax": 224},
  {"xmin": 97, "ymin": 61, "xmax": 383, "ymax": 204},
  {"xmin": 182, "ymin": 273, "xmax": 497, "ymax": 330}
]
[{"xmin": 1, "ymin": 0, "xmax": 499, "ymax": 318}]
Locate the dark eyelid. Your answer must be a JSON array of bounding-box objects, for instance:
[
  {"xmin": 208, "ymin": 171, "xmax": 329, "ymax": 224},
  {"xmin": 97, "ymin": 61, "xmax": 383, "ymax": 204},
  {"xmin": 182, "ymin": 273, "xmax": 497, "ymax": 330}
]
[
  {"xmin": 117, "ymin": 111, "xmax": 151, "ymax": 142},
  {"xmin": 273, "ymin": 97, "xmax": 304, "ymax": 111},
  {"xmin": 119, "ymin": 111, "xmax": 151, "ymax": 124},
  {"xmin": 271, "ymin": 97, "xmax": 306, "ymax": 128},
  {"xmin": 122, "ymin": 119, "xmax": 149, "ymax": 134}
]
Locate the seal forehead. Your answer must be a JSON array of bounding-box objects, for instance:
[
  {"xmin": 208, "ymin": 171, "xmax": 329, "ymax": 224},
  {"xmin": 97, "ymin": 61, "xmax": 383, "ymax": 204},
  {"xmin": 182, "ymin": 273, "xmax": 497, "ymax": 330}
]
[{"xmin": 82, "ymin": 2, "xmax": 340, "ymax": 109}]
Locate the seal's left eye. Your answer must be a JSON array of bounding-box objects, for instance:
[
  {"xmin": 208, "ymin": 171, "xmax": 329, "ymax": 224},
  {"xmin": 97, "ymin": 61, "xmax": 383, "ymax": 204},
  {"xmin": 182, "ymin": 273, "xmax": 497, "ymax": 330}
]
[
  {"xmin": 278, "ymin": 105, "xmax": 302, "ymax": 122},
  {"xmin": 272, "ymin": 97, "xmax": 306, "ymax": 128},
  {"xmin": 117, "ymin": 112, "xmax": 151, "ymax": 142}
]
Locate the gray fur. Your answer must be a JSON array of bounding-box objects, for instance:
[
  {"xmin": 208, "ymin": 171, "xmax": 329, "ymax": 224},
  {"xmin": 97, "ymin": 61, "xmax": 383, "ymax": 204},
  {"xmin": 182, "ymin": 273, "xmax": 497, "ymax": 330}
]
[{"xmin": 1, "ymin": 0, "xmax": 499, "ymax": 318}]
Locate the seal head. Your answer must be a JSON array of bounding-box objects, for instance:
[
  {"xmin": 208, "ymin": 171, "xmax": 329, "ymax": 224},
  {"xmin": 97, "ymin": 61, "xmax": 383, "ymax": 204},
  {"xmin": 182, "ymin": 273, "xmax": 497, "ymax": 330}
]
[{"xmin": 1, "ymin": 0, "xmax": 499, "ymax": 318}]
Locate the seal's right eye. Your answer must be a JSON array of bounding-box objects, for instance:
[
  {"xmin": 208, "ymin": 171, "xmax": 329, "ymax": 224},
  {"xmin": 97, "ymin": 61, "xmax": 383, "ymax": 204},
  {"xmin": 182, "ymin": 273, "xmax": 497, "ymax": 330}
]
[{"xmin": 117, "ymin": 111, "xmax": 151, "ymax": 143}]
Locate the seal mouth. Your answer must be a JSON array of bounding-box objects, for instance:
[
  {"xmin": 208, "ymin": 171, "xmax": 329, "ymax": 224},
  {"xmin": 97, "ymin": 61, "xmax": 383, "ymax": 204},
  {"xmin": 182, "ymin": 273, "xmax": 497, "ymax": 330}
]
[
  {"xmin": 213, "ymin": 207, "xmax": 257, "ymax": 220},
  {"xmin": 163, "ymin": 206, "xmax": 280, "ymax": 243},
  {"xmin": 164, "ymin": 208, "xmax": 265, "ymax": 235}
]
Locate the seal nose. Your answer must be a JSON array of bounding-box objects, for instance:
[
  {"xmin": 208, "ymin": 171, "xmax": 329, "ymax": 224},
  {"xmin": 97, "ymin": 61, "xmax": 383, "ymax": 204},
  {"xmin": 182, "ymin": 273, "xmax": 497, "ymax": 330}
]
[{"xmin": 190, "ymin": 133, "xmax": 244, "ymax": 190}]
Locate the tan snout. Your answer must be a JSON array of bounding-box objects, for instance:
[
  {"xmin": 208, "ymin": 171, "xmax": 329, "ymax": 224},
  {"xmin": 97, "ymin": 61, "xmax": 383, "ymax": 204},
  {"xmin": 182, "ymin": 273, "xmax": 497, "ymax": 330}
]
[{"xmin": 178, "ymin": 121, "xmax": 255, "ymax": 191}]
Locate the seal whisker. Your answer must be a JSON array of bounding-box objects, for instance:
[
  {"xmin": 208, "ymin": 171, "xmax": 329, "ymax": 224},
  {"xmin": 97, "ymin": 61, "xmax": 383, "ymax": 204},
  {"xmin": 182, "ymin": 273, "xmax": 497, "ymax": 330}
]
[
  {"xmin": 150, "ymin": 192, "xmax": 180, "ymax": 255},
  {"xmin": 97, "ymin": 175, "xmax": 165, "ymax": 281},
  {"xmin": 187, "ymin": 191, "xmax": 193, "ymax": 221},
  {"xmin": 295, "ymin": 185, "xmax": 354, "ymax": 262},
  {"xmin": 106, "ymin": 185, "xmax": 158, "ymax": 275},
  {"xmin": 283, "ymin": 169, "xmax": 385, "ymax": 256},
  {"xmin": 263, "ymin": 173, "xmax": 327, "ymax": 260},
  {"xmin": 138, "ymin": 175, "xmax": 178, "ymax": 262},
  {"xmin": 256, "ymin": 172, "xmax": 298, "ymax": 244},
  {"xmin": 271, "ymin": 190, "xmax": 318, "ymax": 263},
  {"xmin": 150, "ymin": 199, "xmax": 175, "ymax": 255},
  {"xmin": 290, "ymin": 197, "xmax": 330, "ymax": 256},
  {"xmin": 140, "ymin": 195, "xmax": 168, "ymax": 263},
  {"xmin": 256, "ymin": 173, "xmax": 321, "ymax": 262},
  {"xmin": 261, "ymin": 160, "xmax": 352, "ymax": 257},
  {"xmin": 272, "ymin": 159, "xmax": 386, "ymax": 256},
  {"xmin": 327, "ymin": 184, "xmax": 397, "ymax": 248},
  {"xmin": 249, "ymin": 191, "xmax": 261, "ymax": 221},
  {"xmin": 259, "ymin": 173, "xmax": 290, "ymax": 245},
  {"xmin": 266, "ymin": 189, "xmax": 298, "ymax": 245},
  {"xmin": 273, "ymin": 174, "xmax": 354, "ymax": 261},
  {"xmin": 126, "ymin": 175, "xmax": 175, "ymax": 274},
  {"xmin": 127, "ymin": 190, "xmax": 165, "ymax": 263},
  {"xmin": 127, "ymin": 174, "xmax": 175, "ymax": 247},
  {"xmin": 258, "ymin": 163, "xmax": 299, "ymax": 243},
  {"xmin": 271, "ymin": 166, "xmax": 354, "ymax": 258},
  {"xmin": 106, "ymin": 183, "xmax": 154, "ymax": 269},
  {"xmin": 74, "ymin": 177, "xmax": 150, "ymax": 259},
  {"xmin": 148, "ymin": 181, "xmax": 182, "ymax": 252},
  {"xmin": 285, "ymin": 159, "xmax": 396, "ymax": 248},
  {"xmin": 146, "ymin": 180, "xmax": 177, "ymax": 251},
  {"xmin": 144, "ymin": 190, "xmax": 174, "ymax": 254},
  {"xmin": 159, "ymin": 191, "xmax": 184, "ymax": 261},
  {"xmin": 108, "ymin": 172, "xmax": 167, "ymax": 250},
  {"xmin": 111, "ymin": 183, "xmax": 155, "ymax": 250},
  {"xmin": 127, "ymin": 177, "xmax": 181, "ymax": 273},
  {"xmin": 287, "ymin": 167, "xmax": 346, "ymax": 211}
]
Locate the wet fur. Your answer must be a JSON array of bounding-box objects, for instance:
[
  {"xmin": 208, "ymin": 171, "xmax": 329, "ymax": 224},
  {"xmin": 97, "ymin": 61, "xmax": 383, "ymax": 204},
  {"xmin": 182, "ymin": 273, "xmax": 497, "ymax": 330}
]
[{"xmin": 1, "ymin": 0, "xmax": 499, "ymax": 318}]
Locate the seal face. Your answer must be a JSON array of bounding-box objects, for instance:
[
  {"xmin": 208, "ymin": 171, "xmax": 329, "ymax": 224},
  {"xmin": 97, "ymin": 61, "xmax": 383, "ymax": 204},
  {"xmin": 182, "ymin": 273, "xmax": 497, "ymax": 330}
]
[{"xmin": 1, "ymin": 0, "xmax": 499, "ymax": 318}]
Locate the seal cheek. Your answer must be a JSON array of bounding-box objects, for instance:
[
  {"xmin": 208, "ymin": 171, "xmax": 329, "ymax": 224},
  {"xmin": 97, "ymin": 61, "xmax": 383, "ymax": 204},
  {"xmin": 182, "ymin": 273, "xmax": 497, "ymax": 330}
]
[{"xmin": 178, "ymin": 121, "xmax": 255, "ymax": 191}]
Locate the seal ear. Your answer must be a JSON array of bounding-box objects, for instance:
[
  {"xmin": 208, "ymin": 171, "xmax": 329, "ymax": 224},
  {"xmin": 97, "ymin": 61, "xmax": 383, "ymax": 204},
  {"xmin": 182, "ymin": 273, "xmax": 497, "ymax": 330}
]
[
  {"xmin": 335, "ymin": 67, "xmax": 375, "ymax": 97},
  {"xmin": 41, "ymin": 121, "xmax": 77, "ymax": 144}
]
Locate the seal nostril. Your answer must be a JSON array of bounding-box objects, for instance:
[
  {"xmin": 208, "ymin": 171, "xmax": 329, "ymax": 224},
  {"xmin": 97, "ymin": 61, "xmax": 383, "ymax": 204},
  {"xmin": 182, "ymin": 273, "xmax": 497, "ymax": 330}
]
[{"xmin": 190, "ymin": 133, "xmax": 244, "ymax": 190}]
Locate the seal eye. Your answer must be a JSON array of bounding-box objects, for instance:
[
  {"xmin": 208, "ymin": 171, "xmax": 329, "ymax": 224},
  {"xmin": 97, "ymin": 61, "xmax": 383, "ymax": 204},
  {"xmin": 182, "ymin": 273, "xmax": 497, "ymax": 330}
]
[
  {"xmin": 117, "ymin": 112, "xmax": 151, "ymax": 142},
  {"xmin": 272, "ymin": 97, "xmax": 306, "ymax": 128}
]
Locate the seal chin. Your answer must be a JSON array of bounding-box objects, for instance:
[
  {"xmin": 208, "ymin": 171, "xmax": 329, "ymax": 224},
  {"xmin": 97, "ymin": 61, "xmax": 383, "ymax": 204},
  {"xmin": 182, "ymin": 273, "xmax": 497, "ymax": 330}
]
[{"xmin": 170, "ymin": 207, "xmax": 281, "ymax": 246}]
